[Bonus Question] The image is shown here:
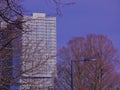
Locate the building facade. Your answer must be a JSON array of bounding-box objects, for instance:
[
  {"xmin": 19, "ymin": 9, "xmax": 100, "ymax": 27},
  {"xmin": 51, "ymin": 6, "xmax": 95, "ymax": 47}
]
[
  {"xmin": 0, "ymin": 13, "xmax": 57, "ymax": 90},
  {"xmin": 20, "ymin": 13, "xmax": 57, "ymax": 90}
]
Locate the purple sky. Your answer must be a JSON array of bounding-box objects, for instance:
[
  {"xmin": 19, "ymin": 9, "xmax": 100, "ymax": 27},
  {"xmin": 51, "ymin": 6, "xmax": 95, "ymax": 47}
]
[{"xmin": 23, "ymin": 0, "xmax": 120, "ymax": 53}]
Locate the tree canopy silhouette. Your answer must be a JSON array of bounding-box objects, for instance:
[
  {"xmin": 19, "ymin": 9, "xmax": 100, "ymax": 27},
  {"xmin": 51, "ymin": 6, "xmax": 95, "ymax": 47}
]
[{"xmin": 56, "ymin": 34, "xmax": 120, "ymax": 90}]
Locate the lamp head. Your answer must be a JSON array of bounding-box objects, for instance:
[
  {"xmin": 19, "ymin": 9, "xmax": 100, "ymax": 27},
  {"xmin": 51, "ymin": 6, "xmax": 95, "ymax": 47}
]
[{"xmin": 83, "ymin": 57, "xmax": 97, "ymax": 61}]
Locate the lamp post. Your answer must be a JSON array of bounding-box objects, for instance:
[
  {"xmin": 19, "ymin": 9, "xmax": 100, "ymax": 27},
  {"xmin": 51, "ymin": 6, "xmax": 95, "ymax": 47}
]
[{"xmin": 71, "ymin": 57, "xmax": 96, "ymax": 90}]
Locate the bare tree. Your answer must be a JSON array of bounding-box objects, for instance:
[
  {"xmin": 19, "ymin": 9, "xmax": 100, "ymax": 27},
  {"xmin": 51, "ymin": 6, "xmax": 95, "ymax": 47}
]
[
  {"xmin": 49, "ymin": 0, "xmax": 75, "ymax": 15},
  {"xmin": 56, "ymin": 34, "xmax": 120, "ymax": 90},
  {"xmin": 0, "ymin": 19, "xmax": 56, "ymax": 90},
  {"xmin": 0, "ymin": 0, "xmax": 75, "ymax": 89},
  {"xmin": 0, "ymin": 0, "xmax": 23, "ymax": 24},
  {"xmin": 0, "ymin": 21, "xmax": 23, "ymax": 89}
]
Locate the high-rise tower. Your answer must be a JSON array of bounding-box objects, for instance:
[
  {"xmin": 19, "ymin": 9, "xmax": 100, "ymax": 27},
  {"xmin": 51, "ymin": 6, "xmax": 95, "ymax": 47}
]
[
  {"xmin": 1, "ymin": 13, "xmax": 57, "ymax": 90},
  {"xmin": 20, "ymin": 13, "xmax": 57, "ymax": 90}
]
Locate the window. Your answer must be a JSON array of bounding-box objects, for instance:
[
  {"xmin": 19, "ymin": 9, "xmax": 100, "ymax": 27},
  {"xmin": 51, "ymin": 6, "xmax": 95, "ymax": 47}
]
[{"xmin": 48, "ymin": 86, "xmax": 54, "ymax": 90}]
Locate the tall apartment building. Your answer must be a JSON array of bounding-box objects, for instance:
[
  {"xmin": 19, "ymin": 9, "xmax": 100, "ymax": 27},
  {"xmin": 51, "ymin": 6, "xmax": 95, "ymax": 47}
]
[
  {"xmin": 20, "ymin": 13, "xmax": 56, "ymax": 90},
  {"xmin": 1, "ymin": 13, "xmax": 57, "ymax": 90}
]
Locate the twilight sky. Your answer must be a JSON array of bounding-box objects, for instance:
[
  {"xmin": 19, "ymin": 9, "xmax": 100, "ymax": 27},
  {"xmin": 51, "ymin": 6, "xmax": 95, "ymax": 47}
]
[{"xmin": 23, "ymin": 0, "xmax": 120, "ymax": 53}]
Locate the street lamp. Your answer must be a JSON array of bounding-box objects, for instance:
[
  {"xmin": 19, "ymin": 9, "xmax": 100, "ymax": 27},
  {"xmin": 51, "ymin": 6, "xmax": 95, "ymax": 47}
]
[{"xmin": 71, "ymin": 57, "xmax": 97, "ymax": 90}]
